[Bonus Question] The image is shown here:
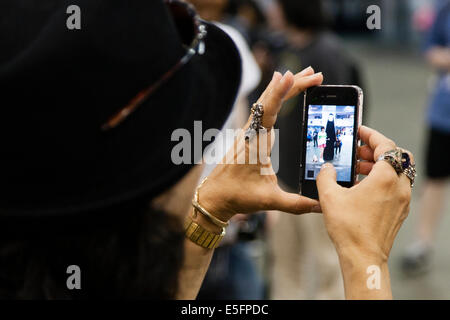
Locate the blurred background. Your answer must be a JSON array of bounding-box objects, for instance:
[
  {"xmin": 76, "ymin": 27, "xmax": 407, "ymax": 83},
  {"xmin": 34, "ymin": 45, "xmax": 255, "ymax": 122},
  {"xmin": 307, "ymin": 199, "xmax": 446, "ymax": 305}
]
[{"xmin": 190, "ymin": 0, "xmax": 450, "ymax": 299}]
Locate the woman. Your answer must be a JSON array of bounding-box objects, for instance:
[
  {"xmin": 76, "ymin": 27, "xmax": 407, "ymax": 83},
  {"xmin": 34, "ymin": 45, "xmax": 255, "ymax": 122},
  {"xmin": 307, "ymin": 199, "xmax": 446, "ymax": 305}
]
[
  {"xmin": 0, "ymin": 0, "xmax": 413, "ymax": 299},
  {"xmin": 324, "ymin": 113, "xmax": 337, "ymax": 161}
]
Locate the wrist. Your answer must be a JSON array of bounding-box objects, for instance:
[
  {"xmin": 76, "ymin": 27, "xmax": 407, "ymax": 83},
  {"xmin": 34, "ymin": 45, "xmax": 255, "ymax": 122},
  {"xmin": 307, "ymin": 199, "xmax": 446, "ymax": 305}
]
[
  {"xmin": 196, "ymin": 179, "xmax": 235, "ymax": 223},
  {"xmin": 338, "ymin": 248, "xmax": 388, "ymax": 276},
  {"xmin": 336, "ymin": 246, "xmax": 391, "ymax": 299},
  {"xmin": 337, "ymin": 245, "xmax": 388, "ymax": 266},
  {"xmin": 190, "ymin": 209, "xmax": 223, "ymax": 234}
]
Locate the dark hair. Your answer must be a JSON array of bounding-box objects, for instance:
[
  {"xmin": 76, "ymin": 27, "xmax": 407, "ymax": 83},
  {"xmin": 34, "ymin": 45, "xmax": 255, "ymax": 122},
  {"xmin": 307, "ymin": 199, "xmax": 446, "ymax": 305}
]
[
  {"xmin": 277, "ymin": 0, "xmax": 327, "ymax": 31},
  {"xmin": 321, "ymin": 126, "xmax": 325, "ymax": 130},
  {"xmin": 0, "ymin": 200, "xmax": 184, "ymax": 299}
]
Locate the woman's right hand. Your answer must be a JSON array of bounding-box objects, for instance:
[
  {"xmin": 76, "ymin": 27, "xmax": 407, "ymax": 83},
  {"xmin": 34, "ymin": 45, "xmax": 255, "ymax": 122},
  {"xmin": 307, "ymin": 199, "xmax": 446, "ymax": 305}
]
[{"xmin": 316, "ymin": 126, "xmax": 412, "ymax": 299}]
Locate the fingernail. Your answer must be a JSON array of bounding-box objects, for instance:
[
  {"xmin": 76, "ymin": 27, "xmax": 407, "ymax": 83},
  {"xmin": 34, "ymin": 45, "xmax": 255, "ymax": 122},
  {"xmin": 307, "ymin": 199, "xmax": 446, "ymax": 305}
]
[
  {"xmin": 302, "ymin": 66, "xmax": 313, "ymax": 72},
  {"xmin": 273, "ymin": 71, "xmax": 282, "ymax": 82},
  {"xmin": 312, "ymin": 204, "xmax": 321, "ymax": 212},
  {"xmin": 269, "ymin": 72, "xmax": 282, "ymax": 86},
  {"xmin": 305, "ymin": 72, "xmax": 322, "ymax": 79},
  {"xmin": 281, "ymin": 70, "xmax": 292, "ymax": 82},
  {"xmin": 272, "ymin": 71, "xmax": 278, "ymax": 80}
]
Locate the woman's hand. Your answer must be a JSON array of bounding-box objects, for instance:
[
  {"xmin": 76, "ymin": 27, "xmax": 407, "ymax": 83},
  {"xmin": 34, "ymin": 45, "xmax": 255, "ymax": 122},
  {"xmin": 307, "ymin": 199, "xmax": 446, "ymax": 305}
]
[
  {"xmin": 200, "ymin": 67, "xmax": 323, "ymax": 221},
  {"xmin": 317, "ymin": 126, "xmax": 411, "ymax": 262},
  {"xmin": 316, "ymin": 126, "xmax": 412, "ymax": 299}
]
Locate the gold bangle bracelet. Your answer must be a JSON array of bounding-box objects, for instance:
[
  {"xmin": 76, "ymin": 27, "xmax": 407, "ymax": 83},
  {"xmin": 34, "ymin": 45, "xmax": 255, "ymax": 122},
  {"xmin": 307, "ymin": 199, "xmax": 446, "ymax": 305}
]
[
  {"xmin": 193, "ymin": 177, "xmax": 229, "ymax": 228},
  {"xmin": 191, "ymin": 199, "xmax": 229, "ymax": 228},
  {"xmin": 184, "ymin": 216, "xmax": 225, "ymax": 249}
]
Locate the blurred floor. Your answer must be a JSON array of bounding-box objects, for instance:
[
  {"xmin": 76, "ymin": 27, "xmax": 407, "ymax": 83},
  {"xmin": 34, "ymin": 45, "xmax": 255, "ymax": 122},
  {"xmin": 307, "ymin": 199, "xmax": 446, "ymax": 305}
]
[{"xmin": 347, "ymin": 40, "xmax": 450, "ymax": 299}]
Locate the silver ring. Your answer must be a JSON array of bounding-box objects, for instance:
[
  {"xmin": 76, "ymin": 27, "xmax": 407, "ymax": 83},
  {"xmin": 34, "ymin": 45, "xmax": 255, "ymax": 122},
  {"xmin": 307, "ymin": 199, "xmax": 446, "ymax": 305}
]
[
  {"xmin": 245, "ymin": 102, "xmax": 265, "ymax": 140},
  {"xmin": 377, "ymin": 148, "xmax": 403, "ymax": 174},
  {"xmin": 377, "ymin": 148, "xmax": 416, "ymax": 187}
]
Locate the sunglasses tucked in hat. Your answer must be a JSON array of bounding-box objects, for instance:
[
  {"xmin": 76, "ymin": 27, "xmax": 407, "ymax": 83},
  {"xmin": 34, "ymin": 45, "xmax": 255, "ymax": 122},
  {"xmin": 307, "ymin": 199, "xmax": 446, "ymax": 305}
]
[{"xmin": 0, "ymin": 0, "xmax": 242, "ymax": 217}]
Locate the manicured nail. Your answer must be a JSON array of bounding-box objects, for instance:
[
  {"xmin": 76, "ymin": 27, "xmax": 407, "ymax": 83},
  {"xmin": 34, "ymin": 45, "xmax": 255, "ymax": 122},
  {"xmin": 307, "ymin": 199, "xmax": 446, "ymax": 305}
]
[
  {"xmin": 305, "ymin": 72, "xmax": 322, "ymax": 79},
  {"xmin": 281, "ymin": 70, "xmax": 292, "ymax": 82},
  {"xmin": 270, "ymin": 71, "xmax": 282, "ymax": 85},
  {"xmin": 271, "ymin": 71, "xmax": 277, "ymax": 80}
]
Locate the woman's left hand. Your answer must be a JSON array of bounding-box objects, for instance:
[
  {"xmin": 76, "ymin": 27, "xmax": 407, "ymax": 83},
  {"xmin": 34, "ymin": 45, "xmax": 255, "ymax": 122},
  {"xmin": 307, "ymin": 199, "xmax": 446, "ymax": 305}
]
[{"xmin": 200, "ymin": 67, "xmax": 324, "ymax": 222}]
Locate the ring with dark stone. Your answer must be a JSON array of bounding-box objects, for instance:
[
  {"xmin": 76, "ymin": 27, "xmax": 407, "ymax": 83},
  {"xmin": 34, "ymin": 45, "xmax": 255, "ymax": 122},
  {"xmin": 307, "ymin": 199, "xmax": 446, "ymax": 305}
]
[
  {"xmin": 377, "ymin": 148, "xmax": 403, "ymax": 174},
  {"xmin": 401, "ymin": 151, "xmax": 417, "ymax": 187}
]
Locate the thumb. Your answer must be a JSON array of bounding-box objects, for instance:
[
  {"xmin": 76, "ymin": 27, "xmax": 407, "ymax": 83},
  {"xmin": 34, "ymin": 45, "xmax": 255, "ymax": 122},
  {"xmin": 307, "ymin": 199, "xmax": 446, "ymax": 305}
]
[
  {"xmin": 271, "ymin": 189, "xmax": 321, "ymax": 214},
  {"xmin": 316, "ymin": 163, "xmax": 341, "ymax": 200}
]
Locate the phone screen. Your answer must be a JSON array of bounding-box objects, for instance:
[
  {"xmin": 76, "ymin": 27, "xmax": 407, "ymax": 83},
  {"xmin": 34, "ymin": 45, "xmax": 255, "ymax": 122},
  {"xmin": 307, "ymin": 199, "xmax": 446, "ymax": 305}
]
[{"xmin": 304, "ymin": 104, "xmax": 356, "ymax": 182}]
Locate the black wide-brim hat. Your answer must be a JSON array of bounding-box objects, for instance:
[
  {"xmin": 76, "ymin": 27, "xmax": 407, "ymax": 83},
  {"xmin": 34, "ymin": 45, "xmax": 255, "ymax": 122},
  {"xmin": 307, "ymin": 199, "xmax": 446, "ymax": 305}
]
[{"xmin": 0, "ymin": 0, "xmax": 241, "ymax": 217}]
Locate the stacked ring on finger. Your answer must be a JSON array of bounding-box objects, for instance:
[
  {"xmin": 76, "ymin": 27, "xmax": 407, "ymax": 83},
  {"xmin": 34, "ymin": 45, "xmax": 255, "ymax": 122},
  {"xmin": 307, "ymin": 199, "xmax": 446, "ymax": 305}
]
[
  {"xmin": 245, "ymin": 102, "xmax": 265, "ymax": 140},
  {"xmin": 377, "ymin": 148, "xmax": 403, "ymax": 173},
  {"xmin": 377, "ymin": 147, "xmax": 416, "ymax": 187}
]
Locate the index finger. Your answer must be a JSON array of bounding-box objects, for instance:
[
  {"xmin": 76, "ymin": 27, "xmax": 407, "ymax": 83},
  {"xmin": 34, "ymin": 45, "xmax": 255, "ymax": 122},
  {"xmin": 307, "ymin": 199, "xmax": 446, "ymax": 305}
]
[
  {"xmin": 261, "ymin": 71, "xmax": 295, "ymax": 128},
  {"xmin": 261, "ymin": 70, "xmax": 323, "ymax": 128},
  {"xmin": 358, "ymin": 125, "xmax": 396, "ymax": 161}
]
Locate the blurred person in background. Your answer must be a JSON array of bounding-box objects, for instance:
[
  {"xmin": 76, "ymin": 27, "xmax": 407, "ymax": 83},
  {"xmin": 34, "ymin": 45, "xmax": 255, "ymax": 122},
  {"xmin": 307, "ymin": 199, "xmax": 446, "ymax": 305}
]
[
  {"xmin": 402, "ymin": 0, "xmax": 450, "ymax": 275},
  {"xmin": 188, "ymin": 0, "xmax": 265, "ymax": 299},
  {"xmin": 223, "ymin": 0, "xmax": 267, "ymax": 44},
  {"xmin": 267, "ymin": 0, "xmax": 365, "ymax": 299}
]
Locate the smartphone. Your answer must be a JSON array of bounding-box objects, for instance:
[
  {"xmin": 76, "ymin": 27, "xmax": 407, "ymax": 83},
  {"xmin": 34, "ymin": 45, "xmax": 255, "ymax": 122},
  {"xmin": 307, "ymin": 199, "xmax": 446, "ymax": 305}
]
[{"xmin": 299, "ymin": 85, "xmax": 363, "ymax": 200}]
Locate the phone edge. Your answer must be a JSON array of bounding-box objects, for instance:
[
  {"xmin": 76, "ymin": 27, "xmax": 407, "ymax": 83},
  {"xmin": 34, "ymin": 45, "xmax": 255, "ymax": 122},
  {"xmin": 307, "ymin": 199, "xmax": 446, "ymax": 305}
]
[{"xmin": 298, "ymin": 85, "xmax": 364, "ymax": 197}]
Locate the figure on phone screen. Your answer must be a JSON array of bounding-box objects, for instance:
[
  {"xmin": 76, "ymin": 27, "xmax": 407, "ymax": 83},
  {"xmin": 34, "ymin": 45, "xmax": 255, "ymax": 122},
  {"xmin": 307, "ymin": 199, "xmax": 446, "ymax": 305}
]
[
  {"xmin": 335, "ymin": 129, "xmax": 342, "ymax": 158},
  {"xmin": 317, "ymin": 126, "xmax": 327, "ymax": 163},
  {"xmin": 313, "ymin": 129, "xmax": 318, "ymax": 147},
  {"xmin": 324, "ymin": 113, "xmax": 336, "ymax": 161}
]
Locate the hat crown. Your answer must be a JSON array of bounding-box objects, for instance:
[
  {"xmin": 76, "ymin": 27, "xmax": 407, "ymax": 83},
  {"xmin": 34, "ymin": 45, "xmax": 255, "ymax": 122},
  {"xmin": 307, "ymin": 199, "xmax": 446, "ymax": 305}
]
[
  {"xmin": 0, "ymin": 0, "xmax": 187, "ymax": 211},
  {"xmin": 0, "ymin": 0, "xmax": 242, "ymax": 217},
  {"xmin": 0, "ymin": 0, "xmax": 186, "ymax": 122}
]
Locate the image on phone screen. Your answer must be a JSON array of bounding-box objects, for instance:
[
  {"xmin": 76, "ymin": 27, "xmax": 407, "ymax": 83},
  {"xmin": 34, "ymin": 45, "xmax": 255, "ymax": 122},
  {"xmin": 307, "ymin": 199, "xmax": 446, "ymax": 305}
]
[{"xmin": 304, "ymin": 105, "xmax": 356, "ymax": 182}]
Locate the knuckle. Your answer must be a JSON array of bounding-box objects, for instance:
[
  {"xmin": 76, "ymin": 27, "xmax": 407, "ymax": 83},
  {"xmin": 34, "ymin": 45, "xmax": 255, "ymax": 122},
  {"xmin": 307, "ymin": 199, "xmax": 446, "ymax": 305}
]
[
  {"xmin": 400, "ymin": 186, "xmax": 412, "ymax": 203},
  {"xmin": 379, "ymin": 169, "xmax": 398, "ymax": 186},
  {"xmin": 319, "ymin": 188, "xmax": 334, "ymax": 202},
  {"xmin": 400, "ymin": 204, "xmax": 411, "ymax": 221},
  {"xmin": 401, "ymin": 211, "xmax": 410, "ymax": 222},
  {"xmin": 386, "ymin": 138, "xmax": 396, "ymax": 149}
]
